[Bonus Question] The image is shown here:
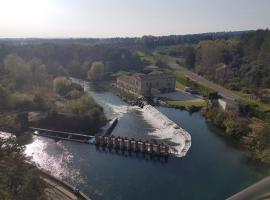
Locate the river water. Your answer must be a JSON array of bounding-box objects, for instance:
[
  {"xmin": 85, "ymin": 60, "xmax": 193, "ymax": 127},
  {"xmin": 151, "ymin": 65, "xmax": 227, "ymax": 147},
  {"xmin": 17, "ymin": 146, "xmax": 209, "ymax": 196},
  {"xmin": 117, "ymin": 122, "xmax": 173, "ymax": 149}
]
[{"xmin": 25, "ymin": 89, "xmax": 269, "ymax": 200}]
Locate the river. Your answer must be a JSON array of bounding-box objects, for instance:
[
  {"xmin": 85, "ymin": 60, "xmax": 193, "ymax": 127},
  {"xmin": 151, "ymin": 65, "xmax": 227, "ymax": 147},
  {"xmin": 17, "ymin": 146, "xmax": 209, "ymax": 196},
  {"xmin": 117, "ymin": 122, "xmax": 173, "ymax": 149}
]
[{"xmin": 25, "ymin": 88, "xmax": 269, "ymax": 200}]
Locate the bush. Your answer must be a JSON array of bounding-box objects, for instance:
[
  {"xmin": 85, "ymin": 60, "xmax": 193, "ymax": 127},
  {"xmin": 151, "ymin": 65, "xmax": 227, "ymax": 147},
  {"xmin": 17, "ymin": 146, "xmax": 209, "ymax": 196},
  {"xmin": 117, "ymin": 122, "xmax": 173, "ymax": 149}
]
[
  {"xmin": 66, "ymin": 90, "xmax": 84, "ymax": 99},
  {"xmin": 0, "ymin": 137, "xmax": 46, "ymax": 199},
  {"xmin": 205, "ymin": 108, "xmax": 249, "ymax": 138},
  {"xmin": 53, "ymin": 77, "xmax": 72, "ymax": 96},
  {"xmin": 66, "ymin": 95, "xmax": 99, "ymax": 117},
  {"xmin": 10, "ymin": 93, "xmax": 35, "ymax": 111},
  {"xmin": 53, "ymin": 77, "xmax": 83, "ymax": 96},
  {"xmin": 33, "ymin": 94, "xmax": 47, "ymax": 110},
  {"xmin": 0, "ymin": 84, "xmax": 9, "ymax": 108}
]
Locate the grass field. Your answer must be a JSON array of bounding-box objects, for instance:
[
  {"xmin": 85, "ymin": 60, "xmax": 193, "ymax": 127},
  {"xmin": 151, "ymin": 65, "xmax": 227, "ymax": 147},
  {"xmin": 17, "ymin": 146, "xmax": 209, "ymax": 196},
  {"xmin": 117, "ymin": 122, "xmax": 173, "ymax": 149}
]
[
  {"xmin": 233, "ymin": 91, "xmax": 270, "ymax": 112},
  {"xmin": 136, "ymin": 51, "xmax": 155, "ymax": 64},
  {"xmin": 166, "ymin": 100, "xmax": 207, "ymax": 107}
]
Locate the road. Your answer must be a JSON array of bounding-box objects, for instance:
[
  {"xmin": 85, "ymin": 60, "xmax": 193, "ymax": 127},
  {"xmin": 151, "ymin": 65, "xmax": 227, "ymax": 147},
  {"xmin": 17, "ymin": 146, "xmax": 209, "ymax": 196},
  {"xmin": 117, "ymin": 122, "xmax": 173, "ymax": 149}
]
[
  {"xmin": 43, "ymin": 177, "xmax": 78, "ymax": 200},
  {"xmin": 227, "ymin": 176, "xmax": 270, "ymax": 200},
  {"xmin": 167, "ymin": 62, "xmax": 240, "ymax": 100},
  {"xmin": 188, "ymin": 73, "xmax": 240, "ymax": 100}
]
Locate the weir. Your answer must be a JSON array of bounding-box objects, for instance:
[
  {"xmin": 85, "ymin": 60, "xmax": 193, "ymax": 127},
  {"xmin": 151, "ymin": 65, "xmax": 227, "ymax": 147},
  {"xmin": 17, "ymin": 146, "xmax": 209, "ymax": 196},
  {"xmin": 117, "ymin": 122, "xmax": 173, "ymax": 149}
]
[
  {"xmin": 142, "ymin": 105, "xmax": 191, "ymax": 157},
  {"xmin": 95, "ymin": 134, "xmax": 171, "ymax": 157}
]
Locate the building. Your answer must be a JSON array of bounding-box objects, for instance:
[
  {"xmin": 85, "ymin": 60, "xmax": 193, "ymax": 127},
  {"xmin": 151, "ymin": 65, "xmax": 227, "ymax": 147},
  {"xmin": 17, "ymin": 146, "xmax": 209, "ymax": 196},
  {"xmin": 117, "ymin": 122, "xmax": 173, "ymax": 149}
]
[{"xmin": 117, "ymin": 71, "xmax": 176, "ymax": 97}]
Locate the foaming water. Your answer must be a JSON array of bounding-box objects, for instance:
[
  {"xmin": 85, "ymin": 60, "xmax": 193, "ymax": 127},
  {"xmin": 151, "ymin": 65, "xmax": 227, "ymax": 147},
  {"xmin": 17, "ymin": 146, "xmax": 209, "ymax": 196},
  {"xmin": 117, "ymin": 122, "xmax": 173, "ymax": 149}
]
[
  {"xmin": 141, "ymin": 105, "xmax": 191, "ymax": 157},
  {"xmin": 23, "ymin": 81, "xmax": 267, "ymax": 200},
  {"xmin": 0, "ymin": 131, "xmax": 13, "ymax": 139}
]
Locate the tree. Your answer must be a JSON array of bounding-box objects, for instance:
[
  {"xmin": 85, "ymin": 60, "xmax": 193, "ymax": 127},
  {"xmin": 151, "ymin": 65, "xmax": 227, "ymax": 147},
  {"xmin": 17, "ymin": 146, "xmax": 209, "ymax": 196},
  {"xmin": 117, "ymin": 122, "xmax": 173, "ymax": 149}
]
[
  {"xmin": 87, "ymin": 61, "xmax": 105, "ymax": 82},
  {"xmin": 53, "ymin": 77, "xmax": 71, "ymax": 96},
  {"xmin": 29, "ymin": 58, "xmax": 48, "ymax": 85},
  {"xmin": 0, "ymin": 84, "xmax": 8, "ymax": 108},
  {"xmin": 4, "ymin": 54, "xmax": 31, "ymax": 88},
  {"xmin": 0, "ymin": 137, "xmax": 46, "ymax": 200},
  {"xmin": 183, "ymin": 47, "xmax": 196, "ymax": 69}
]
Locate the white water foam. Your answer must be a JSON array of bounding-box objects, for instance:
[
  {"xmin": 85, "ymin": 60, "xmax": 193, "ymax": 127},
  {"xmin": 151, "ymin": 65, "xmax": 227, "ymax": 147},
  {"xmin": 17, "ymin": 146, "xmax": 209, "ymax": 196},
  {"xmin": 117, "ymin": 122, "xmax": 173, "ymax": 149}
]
[
  {"xmin": 0, "ymin": 131, "xmax": 13, "ymax": 139},
  {"xmin": 142, "ymin": 105, "xmax": 191, "ymax": 157}
]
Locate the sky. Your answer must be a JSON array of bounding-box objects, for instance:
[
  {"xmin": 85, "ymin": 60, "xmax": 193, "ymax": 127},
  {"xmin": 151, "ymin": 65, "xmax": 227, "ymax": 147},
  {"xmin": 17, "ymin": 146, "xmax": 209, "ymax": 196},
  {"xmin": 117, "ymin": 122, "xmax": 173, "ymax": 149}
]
[{"xmin": 0, "ymin": 0, "xmax": 269, "ymax": 38}]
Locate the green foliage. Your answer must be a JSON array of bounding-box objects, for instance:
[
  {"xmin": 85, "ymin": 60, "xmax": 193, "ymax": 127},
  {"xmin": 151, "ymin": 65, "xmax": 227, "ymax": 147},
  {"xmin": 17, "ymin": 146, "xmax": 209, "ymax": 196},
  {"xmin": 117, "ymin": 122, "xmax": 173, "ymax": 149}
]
[
  {"xmin": 66, "ymin": 95, "xmax": 100, "ymax": 117},
  {"xmin": 0, "ymin": 137, "xmax": 46, "ymax": 200},
  {"xmin": 165, "ymin": 100, "xmax": 207, "ymax": 107},
  {"xmin": 53, "ymin": 77, "xmax": 71, "ymax": 95},
  {"xmin": 224, "ymin": 116, "xmax": 248, "ymax": 138},
  {"xmin": 4, "ymin": 54, "xmax": 31, "ymax": 88},
  {"xmin": 10, "ymin": 93, "xmax": 35, "ymax": 111},
  {"xmin": 65, "ymin": 95, "xmax": 106, "ymax": 130},
  {"xmin": 0, "ymin": 84, "xmax": 9, "ymax": 108},
  {"xmin": 53, "ymin": 77, "xmax": 82, "ymax": 96},
  {"xmin": 29, "ymin": 58, "xmax": 48, "ymax": 85},
  {"xmin": 205, "ymin": 108, "xmax": 249, "ymax": 139},
  {"xmin": 67, "ymin": 90, "xmax": 84, "ymax": 99},
  {"xmin": 33, "ymin": 94, "xmax": 47, "ymax": 110},
  {"xmin": 87, "ymin": 61, "xmax": 105, "ymax": 81},
  {"xmin": 183, "ymin": 46, "xmax": 196, "ymax": 69}
]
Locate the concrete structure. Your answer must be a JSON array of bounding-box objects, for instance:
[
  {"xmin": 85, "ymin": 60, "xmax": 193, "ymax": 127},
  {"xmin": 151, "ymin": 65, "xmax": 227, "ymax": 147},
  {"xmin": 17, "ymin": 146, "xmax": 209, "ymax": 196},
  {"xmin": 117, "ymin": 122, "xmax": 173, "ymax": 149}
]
[
  {"xmin": 117, "ymin": 71, "xmax": 176, "ymax": 97},
  {"xmin": 218, "ymin": 98, "xmax": 239, "ymax": 111}
]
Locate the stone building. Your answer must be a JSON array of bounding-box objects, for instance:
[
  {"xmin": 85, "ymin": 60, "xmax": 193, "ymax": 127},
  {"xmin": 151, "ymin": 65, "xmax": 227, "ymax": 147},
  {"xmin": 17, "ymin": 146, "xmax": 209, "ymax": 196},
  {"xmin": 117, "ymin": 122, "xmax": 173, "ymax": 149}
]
[{"xmin": 117, "ymin": 71, "xmax": 176, "ymax": 97}]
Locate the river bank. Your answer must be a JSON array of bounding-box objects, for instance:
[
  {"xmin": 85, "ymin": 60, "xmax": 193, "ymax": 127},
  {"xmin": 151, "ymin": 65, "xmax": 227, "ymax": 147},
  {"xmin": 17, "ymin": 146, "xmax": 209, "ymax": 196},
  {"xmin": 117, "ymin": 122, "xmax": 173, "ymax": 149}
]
[{"xmin": 25, "ymin": 88, "xmax": 270, "ymax": 199}]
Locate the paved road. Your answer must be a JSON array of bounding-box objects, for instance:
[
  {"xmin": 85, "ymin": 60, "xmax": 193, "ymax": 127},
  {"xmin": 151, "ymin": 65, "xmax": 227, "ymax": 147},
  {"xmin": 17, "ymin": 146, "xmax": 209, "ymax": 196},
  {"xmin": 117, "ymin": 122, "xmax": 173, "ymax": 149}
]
[
  {"xmin": 227, "ymin": 176, "xmax": 270, "ymax": 200},
  {"xmin": 43, "ymin": 178, "xmax": 78, "ymax": 200},
  {"xmin": 167, "ymin": 62, "xmax": 240, "ymax": 100},
  {"xmin": 188, "ymin": 73, "xmax": 240, "ymax": 100}
]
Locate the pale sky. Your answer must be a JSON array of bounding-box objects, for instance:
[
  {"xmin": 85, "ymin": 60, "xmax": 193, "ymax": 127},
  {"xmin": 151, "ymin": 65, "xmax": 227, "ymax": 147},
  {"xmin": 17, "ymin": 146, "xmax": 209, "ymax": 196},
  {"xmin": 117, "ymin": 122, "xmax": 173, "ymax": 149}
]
[{"xmin": 0, "ymin": 0, "xmax": 269, "ymax": 38}]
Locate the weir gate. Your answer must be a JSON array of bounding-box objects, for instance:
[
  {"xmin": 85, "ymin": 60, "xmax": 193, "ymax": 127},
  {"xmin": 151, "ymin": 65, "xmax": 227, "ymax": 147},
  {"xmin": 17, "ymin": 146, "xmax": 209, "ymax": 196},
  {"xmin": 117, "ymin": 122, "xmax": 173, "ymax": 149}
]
[{"xmin": 29, "ymin": 127, "xmax": 171, "ymax": 159}]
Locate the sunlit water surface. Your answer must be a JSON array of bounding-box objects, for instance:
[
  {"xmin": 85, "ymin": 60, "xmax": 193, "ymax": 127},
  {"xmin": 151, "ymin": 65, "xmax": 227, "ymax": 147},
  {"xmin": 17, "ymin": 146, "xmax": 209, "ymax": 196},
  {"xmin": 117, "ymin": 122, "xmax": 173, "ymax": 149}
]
[{"xmin": 25, "ymin": 90, "xmax": 269, "ymax": 200}]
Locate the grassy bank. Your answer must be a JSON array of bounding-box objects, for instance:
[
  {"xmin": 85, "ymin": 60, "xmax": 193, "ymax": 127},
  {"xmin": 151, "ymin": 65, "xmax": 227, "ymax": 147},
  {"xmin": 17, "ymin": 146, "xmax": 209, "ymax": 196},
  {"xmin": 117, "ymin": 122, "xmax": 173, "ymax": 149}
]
[{"xmin": 166, "ymin": 100, "xmax": 207, "ymax": 107}]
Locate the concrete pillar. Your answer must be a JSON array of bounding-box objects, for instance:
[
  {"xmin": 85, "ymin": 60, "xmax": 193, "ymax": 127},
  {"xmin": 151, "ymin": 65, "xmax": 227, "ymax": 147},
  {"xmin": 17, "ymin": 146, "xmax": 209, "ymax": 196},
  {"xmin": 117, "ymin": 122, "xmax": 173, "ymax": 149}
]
[
  {"xmin": 131, "ymin": 138, "xmax": 136, "ymax": 152},
  {"xmin": 164, "ymin": 145, "xmax": 169, "ymax": 156},
  {"xmin": 108, "ymin": 136, "xmax": 113, "ymax": 148},
  {"xmin": 152, "ymin": 144, "xmax": 158, "ymax": 154},
  {"xmin": 95, "ymin": 135, "xmax": 100, "ymax": 145},
  {"xmin": 124, "ymin": 137, "xmax": 129, "ymax": 150},
  {"xmin": 149, "ymin": 143, "xmax": 153, "ymax": 154},
  {"xmin": 145, "ymin": 141, "xmax": 150, "ymax": 153},
  {"xmin": 135, "ymin": 140, "xmax": 139, "ymax": 152},
  {"xmin": 141, "ymin": 141, "xmax": 146, "ymax": 153},
  {"xmin": 104, "ymin": 136, "xmax": 109, "ymax": 147},
  {"xmin": 119, "ymin": 137, "xmax": 125, "ymax": 151}
]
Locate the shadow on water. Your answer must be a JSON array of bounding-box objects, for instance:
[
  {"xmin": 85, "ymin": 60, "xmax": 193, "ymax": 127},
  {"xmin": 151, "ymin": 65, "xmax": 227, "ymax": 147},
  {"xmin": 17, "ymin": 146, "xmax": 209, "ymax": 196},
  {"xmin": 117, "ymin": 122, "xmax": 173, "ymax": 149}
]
[
  {"xmin": 95, "ymin": 145, "xmax": 169, "ymax": 164},
  {"xmin": 205, "ymin": 119, "xmax": 270, "ymax": 176}
]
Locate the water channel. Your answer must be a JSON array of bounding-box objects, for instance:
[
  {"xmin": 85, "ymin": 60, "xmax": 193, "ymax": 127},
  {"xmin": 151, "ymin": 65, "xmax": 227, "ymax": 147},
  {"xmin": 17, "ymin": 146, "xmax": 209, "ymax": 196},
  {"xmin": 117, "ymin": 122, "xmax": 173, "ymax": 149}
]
[{"xmin": 25, "ymin": 87, "xmax": 269, "ymax": 200}]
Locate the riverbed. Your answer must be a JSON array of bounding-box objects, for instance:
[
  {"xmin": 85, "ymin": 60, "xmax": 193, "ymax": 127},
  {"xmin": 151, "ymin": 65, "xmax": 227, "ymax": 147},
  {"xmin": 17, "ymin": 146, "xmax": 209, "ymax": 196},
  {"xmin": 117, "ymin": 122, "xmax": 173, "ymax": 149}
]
[{"xmin": 25, "ymin": 88, "xmax": 269, "ymax": 200}]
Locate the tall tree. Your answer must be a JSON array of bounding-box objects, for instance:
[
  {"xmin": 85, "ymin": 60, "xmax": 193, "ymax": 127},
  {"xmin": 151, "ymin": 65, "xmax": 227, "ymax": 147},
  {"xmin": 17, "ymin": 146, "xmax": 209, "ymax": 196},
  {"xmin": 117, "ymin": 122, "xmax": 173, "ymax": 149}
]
[{"xmin": 87, "ymin": 61, "xmax": 105, "ymax": 82}]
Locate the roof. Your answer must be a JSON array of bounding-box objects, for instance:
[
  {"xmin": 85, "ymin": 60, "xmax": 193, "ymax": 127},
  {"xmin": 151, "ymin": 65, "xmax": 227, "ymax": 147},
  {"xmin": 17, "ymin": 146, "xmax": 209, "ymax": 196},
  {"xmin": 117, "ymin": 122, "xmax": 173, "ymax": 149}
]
[
  {"xmin": 148, "ymin": 70, "xmax": 163, "ymax": 75},
  {"xmin": 215, "ymin": 63, "xmax": 227, "ymax": 71}
]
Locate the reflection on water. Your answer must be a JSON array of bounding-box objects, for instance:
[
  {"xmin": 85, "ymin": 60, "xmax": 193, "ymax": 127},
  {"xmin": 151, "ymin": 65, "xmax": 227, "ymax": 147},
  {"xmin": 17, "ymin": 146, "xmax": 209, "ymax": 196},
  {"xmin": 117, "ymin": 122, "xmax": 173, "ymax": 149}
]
[
  {"xmin": 25, "ymin": 89, "xmax": 269, "ymax": 200},
  {"xmin": 25, "ymin": 137, "xmax": 85, "ymax": 186}
]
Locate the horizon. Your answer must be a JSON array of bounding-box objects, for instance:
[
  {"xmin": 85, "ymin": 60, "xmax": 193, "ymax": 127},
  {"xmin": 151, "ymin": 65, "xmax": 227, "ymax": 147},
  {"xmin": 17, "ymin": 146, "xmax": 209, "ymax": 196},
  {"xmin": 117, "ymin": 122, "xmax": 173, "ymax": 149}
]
[
  {"xmin": 0, "ymin": 29, "xmax": 258, "ymax": 40},
  {"xmin": 0, "ymin": 0, "xmax": 269, "ymax": 38}
]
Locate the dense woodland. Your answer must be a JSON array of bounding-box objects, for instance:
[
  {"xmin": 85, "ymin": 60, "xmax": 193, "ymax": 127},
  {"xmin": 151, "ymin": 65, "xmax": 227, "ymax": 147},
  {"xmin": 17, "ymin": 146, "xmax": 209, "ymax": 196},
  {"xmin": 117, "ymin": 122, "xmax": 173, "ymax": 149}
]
[
  {"xmin": 0, "ymin": 30, "xmax": 269, "ymax": 168},
  {"xmin": 158, "ymin": 30, "xmax": 270, "ymax": 90},
  {"xmin": 0, "ymin": 54, "xmax": 106, "ymax": 135}
]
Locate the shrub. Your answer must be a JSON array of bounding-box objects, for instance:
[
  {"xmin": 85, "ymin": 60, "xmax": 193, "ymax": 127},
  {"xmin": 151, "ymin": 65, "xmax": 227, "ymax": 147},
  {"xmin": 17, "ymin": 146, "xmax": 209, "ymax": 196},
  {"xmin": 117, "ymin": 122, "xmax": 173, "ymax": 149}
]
[
  {"xmin": 53, "ymin": 77, "xmax": 72, "ymax": 96},
  {"xmin": 10, "ymin": 93, "xmax": 35, "ymax": 111},
  {"xmin": 53, "ymin": 77, "xmax": 83, "ymax": 96},
  {"xmin": 0, "ymin": 84, "xmax": 9, "ymax": 108},
  {"xmin": 66, "ymin": 90, "xmax": 84, "ymax": 100}
]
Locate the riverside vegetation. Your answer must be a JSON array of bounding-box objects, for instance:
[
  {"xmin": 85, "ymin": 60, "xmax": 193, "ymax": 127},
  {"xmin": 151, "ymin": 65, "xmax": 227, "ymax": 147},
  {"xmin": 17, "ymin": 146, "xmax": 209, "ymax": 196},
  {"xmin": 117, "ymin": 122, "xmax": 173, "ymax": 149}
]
[
  {"xmin": 0, "ymin": 54, "xmax": 106, "ymax": 199},
  {"xmin": 0, "ymin": 30, "xmax": 269, "ymax": 199}
]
